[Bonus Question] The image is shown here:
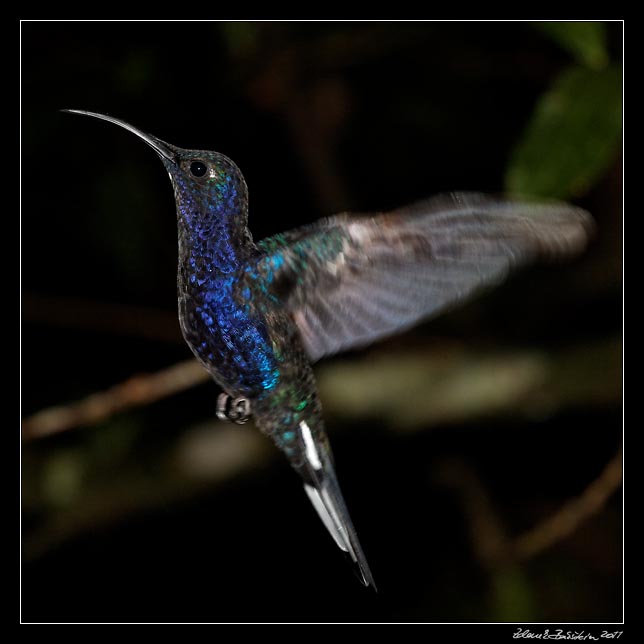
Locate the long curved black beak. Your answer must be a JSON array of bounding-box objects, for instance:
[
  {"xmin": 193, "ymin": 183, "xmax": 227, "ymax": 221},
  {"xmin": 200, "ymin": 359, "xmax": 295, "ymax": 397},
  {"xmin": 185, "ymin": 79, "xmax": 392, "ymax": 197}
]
[{"xmin": 62, "ymin": 110, "xmax": 178, "ymax": 164}]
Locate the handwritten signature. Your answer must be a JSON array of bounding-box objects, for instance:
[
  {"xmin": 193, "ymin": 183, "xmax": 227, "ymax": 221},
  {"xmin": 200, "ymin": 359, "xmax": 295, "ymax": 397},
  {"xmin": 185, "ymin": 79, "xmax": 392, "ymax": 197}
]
[{"xmin": 513, "ymin": 629, "xmax": 623, "ymax": 640}]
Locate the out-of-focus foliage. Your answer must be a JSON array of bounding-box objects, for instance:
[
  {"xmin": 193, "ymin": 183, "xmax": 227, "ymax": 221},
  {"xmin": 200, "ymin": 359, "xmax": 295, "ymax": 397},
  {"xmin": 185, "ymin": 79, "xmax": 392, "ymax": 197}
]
[
  {"xmin": 506, "ymin": 21, "xmax": 621, "ymax": 200},
  {"xmin": 505, "ymin": 65, "xmax": 622, "ymax": 199},
  {"xmin": 21, "ymin": 20, "xmax": 622, "ymax": 624},
  {"xmin": 534, "ymin": 21, "xmax": 609, "ymax": 70},
  {"xmin": 491, "ymin": 566, "xmax": 537, "ymax": 622},
  {"xmin": 219, "ymin": 21, "xmax": 261, "ymax": 59}
]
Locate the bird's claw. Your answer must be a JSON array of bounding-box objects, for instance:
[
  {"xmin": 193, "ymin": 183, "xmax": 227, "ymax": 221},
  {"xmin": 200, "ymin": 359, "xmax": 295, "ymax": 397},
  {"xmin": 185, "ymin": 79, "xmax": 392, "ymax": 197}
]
[{"xmin": 216, "ymin": 393, "xmax": 251, "ymax": 425}]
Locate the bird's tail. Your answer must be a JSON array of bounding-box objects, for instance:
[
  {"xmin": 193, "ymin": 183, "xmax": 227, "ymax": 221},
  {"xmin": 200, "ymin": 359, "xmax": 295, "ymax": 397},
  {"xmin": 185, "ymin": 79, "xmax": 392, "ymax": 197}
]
[{"xmin": 295, "ymin": 420, "xmax": 377, "ymax": 590}]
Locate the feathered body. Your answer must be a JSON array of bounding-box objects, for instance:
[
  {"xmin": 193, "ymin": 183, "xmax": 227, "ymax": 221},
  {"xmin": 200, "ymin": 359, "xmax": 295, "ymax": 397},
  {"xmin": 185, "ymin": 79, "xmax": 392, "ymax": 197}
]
[
  {"xmin": 171, "ymin": 151, "xmax": 327, "ymax": 462},
  {"xmin": 64, "ymin": 111, "xmax": 594, "ymax": 590}
]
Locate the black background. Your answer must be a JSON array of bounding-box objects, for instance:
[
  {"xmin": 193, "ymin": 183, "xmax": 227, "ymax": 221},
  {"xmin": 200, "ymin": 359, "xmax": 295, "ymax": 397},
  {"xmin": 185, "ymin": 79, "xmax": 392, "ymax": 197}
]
[{"xmin": 21, "ymin": 21, "xmax": 622, "ymax": 623}]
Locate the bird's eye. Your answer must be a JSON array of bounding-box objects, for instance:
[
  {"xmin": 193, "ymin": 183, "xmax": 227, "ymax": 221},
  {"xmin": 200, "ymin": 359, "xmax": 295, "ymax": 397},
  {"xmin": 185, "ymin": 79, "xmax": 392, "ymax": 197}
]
[{"xmin": 190, "ymin": 161, "xmax": 208, "ymax": 177}]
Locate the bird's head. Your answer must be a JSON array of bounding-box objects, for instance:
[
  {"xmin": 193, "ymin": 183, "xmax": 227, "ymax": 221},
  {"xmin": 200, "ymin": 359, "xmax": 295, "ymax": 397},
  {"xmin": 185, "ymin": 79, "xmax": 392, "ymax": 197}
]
[{"xmin": 63, "ymin": 111, "xmax": 249, "ymax": 233}]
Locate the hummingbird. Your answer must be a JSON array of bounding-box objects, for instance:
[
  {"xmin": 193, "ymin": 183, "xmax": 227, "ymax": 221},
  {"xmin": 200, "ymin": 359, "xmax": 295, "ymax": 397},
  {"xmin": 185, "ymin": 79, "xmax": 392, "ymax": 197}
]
[{"xmin": 63, "ymin": 110, "xmax": 593, "ymax": 590}]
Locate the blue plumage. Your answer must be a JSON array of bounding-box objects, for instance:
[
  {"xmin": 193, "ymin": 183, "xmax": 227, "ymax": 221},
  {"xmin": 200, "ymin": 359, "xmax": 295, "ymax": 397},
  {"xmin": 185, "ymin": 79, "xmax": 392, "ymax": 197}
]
[{"xmin": 64, "ymin": 110, "xmax": 594, "ymax": 591}]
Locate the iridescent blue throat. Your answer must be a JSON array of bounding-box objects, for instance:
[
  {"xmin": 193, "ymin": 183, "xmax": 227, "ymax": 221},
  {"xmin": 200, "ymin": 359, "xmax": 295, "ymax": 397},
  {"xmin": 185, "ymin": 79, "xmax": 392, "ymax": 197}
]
[{"xmin": 172, "ymin": 165, "xmax": 282, "ymax": 398}]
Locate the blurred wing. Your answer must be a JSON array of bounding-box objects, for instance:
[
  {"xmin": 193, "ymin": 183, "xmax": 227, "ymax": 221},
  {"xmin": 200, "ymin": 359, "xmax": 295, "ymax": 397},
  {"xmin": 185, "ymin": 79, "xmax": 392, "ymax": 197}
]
[{"xmin": 255, "ymin": 192, "xmax": 593, "ymax": 362}]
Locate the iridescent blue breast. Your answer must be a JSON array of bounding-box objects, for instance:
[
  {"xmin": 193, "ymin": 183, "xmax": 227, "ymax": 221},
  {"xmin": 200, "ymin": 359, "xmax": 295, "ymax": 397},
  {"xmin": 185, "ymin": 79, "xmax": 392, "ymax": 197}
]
[{"xmin": 179, "ymin": 273, "xmax": 282, "ymax": 398}]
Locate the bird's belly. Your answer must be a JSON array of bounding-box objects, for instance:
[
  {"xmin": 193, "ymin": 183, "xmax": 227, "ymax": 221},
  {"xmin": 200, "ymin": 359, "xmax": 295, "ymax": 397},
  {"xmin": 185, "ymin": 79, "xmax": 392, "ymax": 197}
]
[{"xmin": 179, "ymin": 290, "xmax": 281, "ymax": 398}]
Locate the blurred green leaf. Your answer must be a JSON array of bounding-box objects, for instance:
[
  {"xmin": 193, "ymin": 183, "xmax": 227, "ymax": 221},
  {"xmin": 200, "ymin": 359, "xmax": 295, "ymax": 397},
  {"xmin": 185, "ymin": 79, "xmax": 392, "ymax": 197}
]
[
  {"xmin": 219, "ymin": 22, "xmax": 260, "ymax": 59},
  {"xmin": 117, "ymin": 51, "xmax": 155, "ymax": 94},
  {"xmin": 491, "ymin": 566, "xmax": 538, "ymax": 622},
  {"xmin": 42, "ymin": 450, "xmax": 86, "ymax": 508},
  {"xmin": 93, "ymin": 162, "xmax": 168, "ymax": 292},
  {"xmin": 505, "ymin": 65, "xmax": 622, "ymax": 199},
  {"xmin": 89, "ymin": 417, "xmax": 142, "ymax": 467},
  {"xmin": 534, "ymin": 22, "xmax": 609, "ymax": 70}
]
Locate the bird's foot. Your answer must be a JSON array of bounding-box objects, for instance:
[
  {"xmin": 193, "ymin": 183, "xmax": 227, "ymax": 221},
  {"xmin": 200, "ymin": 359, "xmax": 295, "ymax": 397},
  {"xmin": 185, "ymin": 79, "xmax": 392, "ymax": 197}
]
[{"xmin": 216, "ymin": 393, "xmax": 251, "ymax": 425}]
